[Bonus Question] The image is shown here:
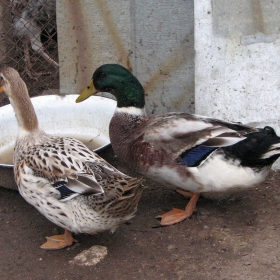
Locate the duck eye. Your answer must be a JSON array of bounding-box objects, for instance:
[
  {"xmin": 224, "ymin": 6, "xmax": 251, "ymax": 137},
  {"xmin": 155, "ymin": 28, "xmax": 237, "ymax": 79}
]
[{"xmin": 99, "ymin": 72, "xmax": 106, "ymax": 79}]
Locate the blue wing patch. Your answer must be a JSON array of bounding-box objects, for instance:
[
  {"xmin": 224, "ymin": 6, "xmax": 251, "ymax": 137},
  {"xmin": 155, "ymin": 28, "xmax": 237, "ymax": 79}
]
[
  {"xmin": 181, "ymin": 146, "xmax": 217, "ymax": 167},
  {"xmin": 53, "ymin": 181, "xmax": 77, "ymax": 201}
]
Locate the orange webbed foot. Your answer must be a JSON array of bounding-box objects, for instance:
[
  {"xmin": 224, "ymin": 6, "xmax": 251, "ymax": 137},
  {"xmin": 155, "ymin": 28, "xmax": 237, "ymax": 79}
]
[
  {"xmin": 40, "ymin": 229, "xmax": 78, "ymax": 250},
  {"xmin": 156, "ymin": 192, "xmax": 200, "ymax": 226}
]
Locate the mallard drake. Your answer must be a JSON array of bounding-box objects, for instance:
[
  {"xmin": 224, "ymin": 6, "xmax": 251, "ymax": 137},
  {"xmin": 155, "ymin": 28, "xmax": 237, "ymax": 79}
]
[
  {"xmin": 0, "ymin": 66, "xmax": 144, "ymax": 249},
  {"xmin": 76, "ymin": 63, "xmax": 280, "ymax": 226}
]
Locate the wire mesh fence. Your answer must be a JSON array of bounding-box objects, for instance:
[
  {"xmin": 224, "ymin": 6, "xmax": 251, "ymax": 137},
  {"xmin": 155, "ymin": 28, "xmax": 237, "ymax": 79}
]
[{"xmin": 0, "ymin": 0, "xmax": 59, "ymax": 105}]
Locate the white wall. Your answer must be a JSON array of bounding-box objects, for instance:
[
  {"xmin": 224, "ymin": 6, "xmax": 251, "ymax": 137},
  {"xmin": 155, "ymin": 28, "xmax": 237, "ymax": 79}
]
[{"xmin": 195, "ymin": 0, "xmax": 280, "ymax": 130}]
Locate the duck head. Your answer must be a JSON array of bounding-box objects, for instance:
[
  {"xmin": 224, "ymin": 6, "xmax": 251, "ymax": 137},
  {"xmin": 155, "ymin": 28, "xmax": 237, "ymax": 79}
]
[{"xmin": 76, "ymin": 64, "xmax": 145, "ymax": 109}]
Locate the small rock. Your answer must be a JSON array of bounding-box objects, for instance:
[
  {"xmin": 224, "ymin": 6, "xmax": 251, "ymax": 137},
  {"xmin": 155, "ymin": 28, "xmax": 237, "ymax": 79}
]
[
  {"xmin": 167, "ymin": 244, "xmax": 175, "ymax": 251},
  {"xmin": 69, "ymin": 245, "xmax": 108, "ymax": 266}
]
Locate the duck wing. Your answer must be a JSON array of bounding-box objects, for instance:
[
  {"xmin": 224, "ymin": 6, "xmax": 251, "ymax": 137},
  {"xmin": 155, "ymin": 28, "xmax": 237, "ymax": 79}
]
[
  {"xmin": 142, "ymin": 112, "xmax": 256, "ymax": 157},
  {"xmin": 18, "ymin": 136, "xmax": 115, "ymax": 196}
]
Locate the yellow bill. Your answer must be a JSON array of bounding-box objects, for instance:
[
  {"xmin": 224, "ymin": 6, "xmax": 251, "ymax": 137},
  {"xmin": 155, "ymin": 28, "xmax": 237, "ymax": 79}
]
[{"xmin": 76, "ymin": 79, "xmax": 100, "ymax": 103}]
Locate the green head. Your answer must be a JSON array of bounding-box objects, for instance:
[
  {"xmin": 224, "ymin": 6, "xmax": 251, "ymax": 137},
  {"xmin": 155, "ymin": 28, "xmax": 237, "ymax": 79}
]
[{"xmin": 76, "ymin": 64, "xmax": 145, "ymax": 108}]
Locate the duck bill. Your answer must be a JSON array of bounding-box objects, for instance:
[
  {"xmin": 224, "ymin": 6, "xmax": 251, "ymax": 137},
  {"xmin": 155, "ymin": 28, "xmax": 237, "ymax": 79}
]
[{"xmin": 76, "ymin": 80, "xmax": 99, "ymax": 103}]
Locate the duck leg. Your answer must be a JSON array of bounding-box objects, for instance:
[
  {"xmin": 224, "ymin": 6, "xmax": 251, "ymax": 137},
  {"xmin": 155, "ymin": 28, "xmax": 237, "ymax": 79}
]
[
  {"xmin": 157, "ymin": 191, "xmax": 200, "ymax": 226},
  {"xmin": 40, "ymin": 229, "xmax": 78, "ymax": 250}
]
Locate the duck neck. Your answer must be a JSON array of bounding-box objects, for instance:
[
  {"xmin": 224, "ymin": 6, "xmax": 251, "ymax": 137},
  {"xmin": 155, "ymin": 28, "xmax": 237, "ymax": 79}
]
[
  {"xmin": 115, "ymin": 106, "xmax": 146, "ymax": 116},
  {"xmin": 9, "ymin": 82, "xmax": 39, "ymax": 135},
  {"xmin": 109, "ymin": 106, "xmax": 148, "ymax": 170}
]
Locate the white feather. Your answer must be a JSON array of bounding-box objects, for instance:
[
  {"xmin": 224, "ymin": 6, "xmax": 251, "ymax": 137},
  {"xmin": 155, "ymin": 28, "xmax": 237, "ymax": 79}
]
[
  {"xmin": 116, "ymin": 107, "xmax": 145, "ymax": 116},
  {"xmin": 147, "ymin": 153, "xmax": 269, "ymax": 194},
  {"xmin": 261, "ymin": 150, "xmax": 280, "ymax": 159},
  {"xmin": 270, "ymin": 143, "xmax": 280, "ymax": 149}
]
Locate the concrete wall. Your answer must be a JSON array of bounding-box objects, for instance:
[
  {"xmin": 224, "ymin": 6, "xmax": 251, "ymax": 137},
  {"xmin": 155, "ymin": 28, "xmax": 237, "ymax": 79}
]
[
  {"xmin": 195, "ymin": 0, "xmax": 280, "ymax": 130},
  {"xmin": 57, "ymin": 0, "xmax": 280, "ymax": 131},
  {"xmin": 57, "ymin": 0, "xmax": 195, "ymax": 115},
  {"xmin": 133, "ymin": 0, "xmax": 194, "ymax": 114}
]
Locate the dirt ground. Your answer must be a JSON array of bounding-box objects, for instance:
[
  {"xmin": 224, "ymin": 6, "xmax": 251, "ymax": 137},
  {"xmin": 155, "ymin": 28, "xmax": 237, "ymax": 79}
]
[{"xmin": 0, "ymin": 145, "xmax": 280, "ymax": 280}]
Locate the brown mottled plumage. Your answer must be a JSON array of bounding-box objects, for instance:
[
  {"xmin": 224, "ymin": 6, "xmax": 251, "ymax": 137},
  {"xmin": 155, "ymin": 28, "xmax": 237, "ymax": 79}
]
[{"xmin": 0, "ymin": 67, "xmax": 144, "ymax": 250}]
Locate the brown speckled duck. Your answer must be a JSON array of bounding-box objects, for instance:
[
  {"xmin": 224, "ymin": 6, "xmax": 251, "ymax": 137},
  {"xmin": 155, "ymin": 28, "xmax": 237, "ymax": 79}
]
[
  {"xmin": 0, "ymin": 66, "xmax": 144, "ymax": 250},
  {"xmin": 76, "ymin": 64, "xmax": 280, "ymax": 226}
]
